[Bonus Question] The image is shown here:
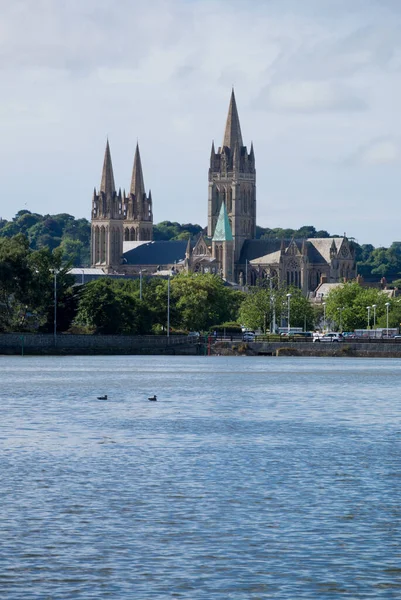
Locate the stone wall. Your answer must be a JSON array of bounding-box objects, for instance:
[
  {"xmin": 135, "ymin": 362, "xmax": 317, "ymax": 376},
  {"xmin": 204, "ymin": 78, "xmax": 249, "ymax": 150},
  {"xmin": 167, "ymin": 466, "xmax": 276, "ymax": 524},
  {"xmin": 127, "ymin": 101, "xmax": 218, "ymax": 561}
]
[
  {"xmin": 0, "ymin": 334, "xmax": 198, "ymax": 356},
  {"xmin": 213, "ymin": 340, "xmax": 401, "ymax": 358}
]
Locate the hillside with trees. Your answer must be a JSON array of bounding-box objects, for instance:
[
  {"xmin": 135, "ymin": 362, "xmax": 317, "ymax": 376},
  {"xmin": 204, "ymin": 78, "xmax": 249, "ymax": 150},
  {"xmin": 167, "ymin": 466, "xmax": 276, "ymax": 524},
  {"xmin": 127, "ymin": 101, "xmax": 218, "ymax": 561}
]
[{"xmin": 1, "ymin": 211, "xmax": 401, "ymax": 282}]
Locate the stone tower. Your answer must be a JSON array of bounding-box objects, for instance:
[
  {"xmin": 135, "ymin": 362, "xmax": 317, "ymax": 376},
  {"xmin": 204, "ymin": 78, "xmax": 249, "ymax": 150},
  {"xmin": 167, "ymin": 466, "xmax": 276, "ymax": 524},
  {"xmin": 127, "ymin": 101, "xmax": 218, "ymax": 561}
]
[
  {"xmin": 208, "ymin": 90, "xmax": 256, "ymax": 262},
  {"xmin": 212, "ymin": 201, "xmax": 234, "ymax": 281},
  {"xmin": 123, "ymin": 143, "xmax": 153, "ymax": 241},
  {"xmin": 91, "ymin": 140, "xmax": 123, "ymax": 270}
]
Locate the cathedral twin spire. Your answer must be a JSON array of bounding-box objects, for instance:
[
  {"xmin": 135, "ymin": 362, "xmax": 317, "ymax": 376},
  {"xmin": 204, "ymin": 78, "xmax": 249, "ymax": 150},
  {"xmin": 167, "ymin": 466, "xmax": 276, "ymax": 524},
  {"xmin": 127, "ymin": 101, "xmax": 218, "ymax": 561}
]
[
  {"xmin": 93, "ymin": 139, "xmax": 153, "ymax": 240},
  {"xmin": 100, "ymin": 139, "xmax": 116, "ymax": 196},
  {"xmin": 130, "ymin": 143, "xmax": 146, "ymax": 199},
  {"xmin": 99, "ymin": 140, "xmax": 148, "ymax": 200}
]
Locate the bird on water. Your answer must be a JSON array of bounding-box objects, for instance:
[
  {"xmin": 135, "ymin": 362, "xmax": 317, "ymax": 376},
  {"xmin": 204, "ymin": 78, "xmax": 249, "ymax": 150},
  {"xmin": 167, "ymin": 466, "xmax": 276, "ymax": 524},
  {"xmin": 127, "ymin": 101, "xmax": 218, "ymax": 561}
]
[
  {"xmin": 97, "ymin": 394, "xmax": 108, "ymax": 400},
  {"xmin": 148, "ymin": 395, "xmax": 157, "ymax": 401}
]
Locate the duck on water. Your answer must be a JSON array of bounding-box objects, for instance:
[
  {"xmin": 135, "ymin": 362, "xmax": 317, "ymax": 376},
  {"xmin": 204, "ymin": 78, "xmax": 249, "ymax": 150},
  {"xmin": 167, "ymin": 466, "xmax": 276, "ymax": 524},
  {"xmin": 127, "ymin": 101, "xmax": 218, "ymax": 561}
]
[
  {"xmin": 148, "ymin": 395, "xmax": 157, "ymax": 401},
  {"xmin": 97, "ymin": 394, "xmax": 108, "ymax": 400}
]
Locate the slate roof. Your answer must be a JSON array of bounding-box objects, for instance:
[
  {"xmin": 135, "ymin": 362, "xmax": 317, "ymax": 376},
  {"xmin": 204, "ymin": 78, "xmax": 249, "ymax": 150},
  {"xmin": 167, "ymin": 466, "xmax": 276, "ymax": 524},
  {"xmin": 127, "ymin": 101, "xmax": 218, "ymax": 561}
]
[
  {"xmin": 123, "ymin": 240, "xmax": 188, "ymax": 266},
  {"xmin": 250, "ymin": 250, "xmax": 282, "ymax": 265},
  {"xmin": 239, "ymin": 238, "xmax": 346, "ymax": 265},
  {"xmin": 238, "ymin": 239, "xmax": 283, "ymax": 263}
]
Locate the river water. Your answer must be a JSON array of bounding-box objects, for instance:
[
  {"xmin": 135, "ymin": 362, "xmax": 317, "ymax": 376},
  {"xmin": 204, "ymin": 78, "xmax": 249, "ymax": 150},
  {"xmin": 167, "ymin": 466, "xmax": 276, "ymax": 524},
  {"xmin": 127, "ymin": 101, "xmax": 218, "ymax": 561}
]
[{"xmin": 1, "ymin": 356, "xmax": 401, "ymax": 599}]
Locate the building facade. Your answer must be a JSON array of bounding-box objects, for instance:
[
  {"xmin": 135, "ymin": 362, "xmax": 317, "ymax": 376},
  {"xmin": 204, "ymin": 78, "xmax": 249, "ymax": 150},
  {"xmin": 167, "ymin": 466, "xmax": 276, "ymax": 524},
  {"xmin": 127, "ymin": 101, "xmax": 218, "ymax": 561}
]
[{"xmin": 90, "ymin": 91, "xmax": 356, "ymax": 291}]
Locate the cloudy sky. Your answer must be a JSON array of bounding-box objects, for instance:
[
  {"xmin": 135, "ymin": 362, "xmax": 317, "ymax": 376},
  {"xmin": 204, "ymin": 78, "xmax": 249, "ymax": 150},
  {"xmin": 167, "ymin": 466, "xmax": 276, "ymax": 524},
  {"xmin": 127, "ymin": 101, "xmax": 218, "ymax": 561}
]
[{"xmin": 1, "ymin": 0, "xmax": 401, "ymax": 246}]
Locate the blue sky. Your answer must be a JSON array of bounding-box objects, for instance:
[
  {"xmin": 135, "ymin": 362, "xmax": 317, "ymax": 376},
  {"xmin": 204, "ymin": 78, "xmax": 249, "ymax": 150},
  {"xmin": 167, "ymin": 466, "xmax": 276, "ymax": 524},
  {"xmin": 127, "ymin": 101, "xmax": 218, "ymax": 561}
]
[{"xmin": 1, "ymin": 0, "xmax": 401, "ymax": 246}]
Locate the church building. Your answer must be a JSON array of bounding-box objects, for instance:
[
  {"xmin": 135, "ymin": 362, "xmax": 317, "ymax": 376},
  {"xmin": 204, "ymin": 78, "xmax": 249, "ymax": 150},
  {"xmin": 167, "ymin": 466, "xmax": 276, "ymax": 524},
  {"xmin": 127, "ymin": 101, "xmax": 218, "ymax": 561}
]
[{"xmin": 90, "ymin": 91, "xmax": 356, "ymax": 293}]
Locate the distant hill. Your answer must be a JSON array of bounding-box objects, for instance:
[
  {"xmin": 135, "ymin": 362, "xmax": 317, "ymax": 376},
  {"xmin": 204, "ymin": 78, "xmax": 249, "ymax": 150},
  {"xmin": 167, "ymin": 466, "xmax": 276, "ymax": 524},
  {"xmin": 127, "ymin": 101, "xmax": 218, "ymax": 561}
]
[{"xmin": 1, "ymin": 211, "xmax": 400, "ymax": 282}]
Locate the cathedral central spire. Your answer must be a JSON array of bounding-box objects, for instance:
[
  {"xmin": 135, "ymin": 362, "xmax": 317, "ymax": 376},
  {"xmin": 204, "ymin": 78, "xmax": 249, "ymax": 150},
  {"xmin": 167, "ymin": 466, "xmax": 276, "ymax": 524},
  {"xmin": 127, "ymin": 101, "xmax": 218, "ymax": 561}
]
[
  {"xmin": 130, "ymin": 143, "xmax": 145, "ymax": 198},
  {"xmin": 100, "ymin": 139, "xmax": 116, "ymax": 195},
  {"xmin": 222, "ymin": 89, "xmax": 243, "ymax": 149}
]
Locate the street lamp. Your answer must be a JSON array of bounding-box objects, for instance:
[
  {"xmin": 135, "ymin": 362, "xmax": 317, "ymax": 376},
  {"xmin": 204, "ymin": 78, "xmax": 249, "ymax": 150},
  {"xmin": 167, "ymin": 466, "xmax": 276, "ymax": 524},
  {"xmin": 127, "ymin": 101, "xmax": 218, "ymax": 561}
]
[
  {"xmin": 322, "ymin": 301, "xmax": 326, "ymax": 332},
  {"xmin": 337, "ymin": 306, "xmax": 344, "ymax": 332},
  {"xmin": 49, "ymin": 268, "xmax": 60, "ymax": 346},
  {"xmin": 385, "ymin": 302, "xmax": 390, "ymax": 337},
  {"xmin": 167, "ymin": 275, "xmax": 170, "ymax": 340},
  {"xmin": 372, "ymin": 304, "xmax": 377, "ymax": 328},
  {"xmin": 366, "ymin": 306, "xmax": 371, "ymax": 329},
  {"xmin": 139, "ymin": 269, "xmax": 147, "ymax": 301},
  {"xmin": 167, "ymin": 268, "xmax": 175, "ymax": 341},
  {"xmin": 286, "ymin": 293, "xmax": 292, "ymax": 334}
]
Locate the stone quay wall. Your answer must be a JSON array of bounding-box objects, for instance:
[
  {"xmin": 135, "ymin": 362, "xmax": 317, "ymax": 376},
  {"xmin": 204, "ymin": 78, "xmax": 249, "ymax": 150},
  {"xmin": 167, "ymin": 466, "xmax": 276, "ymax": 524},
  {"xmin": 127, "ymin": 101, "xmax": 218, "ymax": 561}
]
[
  {"xmin": 0, "ymin": 334, "xmax": 198, "ymax": 356},
  {"xmin": 213, "ymin": 340, "xmax": 401, "ymax": 358}
]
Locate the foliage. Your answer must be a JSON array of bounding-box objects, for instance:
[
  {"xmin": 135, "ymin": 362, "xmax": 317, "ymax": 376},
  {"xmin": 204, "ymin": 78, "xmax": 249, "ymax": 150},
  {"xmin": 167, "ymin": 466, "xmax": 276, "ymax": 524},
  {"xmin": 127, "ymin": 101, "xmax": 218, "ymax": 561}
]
[
  {"xmin": 169, "ymin": 273, "xmax": 243, "ymax": 332},
  {"xmin": 0, "ymin": 235, "xmax": 75, "ymax": 332},
  {"xmin": 238, "ymin": 285, "xmax": 314, "ymax": 332},
  {"xmin": 356, "ymin": 242, "xmax": 401, "ymax": 281},
  {"xmin": 325, "ymin": 282, "xmax": 390, "ymax": 330},
  {"xmin": 75, "ymin": 279, "xmax": 150, "ymax": 334},
  {"xmin": 153, "ymin": 221, "xmax": 203, "ymax": 241},
  {"xmin": 256, "ymin": 225, "xmax": 331, "ymax": 240},
  {"xmin": 2, "ymin": 209, "xmax": 401, "ymax": 283}
]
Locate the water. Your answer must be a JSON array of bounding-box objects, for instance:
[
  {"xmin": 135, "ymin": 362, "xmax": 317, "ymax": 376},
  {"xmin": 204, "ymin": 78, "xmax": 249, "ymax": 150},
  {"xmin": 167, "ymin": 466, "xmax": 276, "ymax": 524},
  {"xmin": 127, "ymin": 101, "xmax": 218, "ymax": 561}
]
[{"xmin": 1, "ymin": 356, "xmax": 401, "ymax": 599}]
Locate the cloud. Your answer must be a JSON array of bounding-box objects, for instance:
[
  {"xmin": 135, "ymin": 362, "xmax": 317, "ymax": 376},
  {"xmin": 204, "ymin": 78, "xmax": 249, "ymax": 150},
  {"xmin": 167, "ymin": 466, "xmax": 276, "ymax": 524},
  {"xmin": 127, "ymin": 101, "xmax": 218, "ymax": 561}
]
[
  {"xmin": 349, "ymin": 138, "xmax": 401, "ymax": 165},
  {"xmin": 258, "ymin": 80, "xmax": 368, "ymax": 113},
  {"xmin": 1, "ymin": 0, "xmax": 401, "ymax": 247}
]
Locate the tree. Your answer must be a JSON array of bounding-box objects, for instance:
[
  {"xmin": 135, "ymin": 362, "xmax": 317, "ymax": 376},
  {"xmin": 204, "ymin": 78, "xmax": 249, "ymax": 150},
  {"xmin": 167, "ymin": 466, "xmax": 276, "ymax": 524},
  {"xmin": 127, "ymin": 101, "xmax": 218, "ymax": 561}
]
[
  {"xmin": 325, "ymin": 282, "xmax": 390, "ymax": 330},
  {"xmin": 0, "ymin": 235, "xmax": 32, "ymax": 331},
  {"xmin": 238, "ymin": 287, "xmax": 274, "ymax": 332},
  {"xmin": 239, "ymin": 285, "xmax": 314, "ymax": 332},
  {"xmin": 75, "ymin": 279, "xmax": 150, "ymax": 334},
  {"xmin": 169, "ymin": 273, "xmax": 243, "ymax": 332}
]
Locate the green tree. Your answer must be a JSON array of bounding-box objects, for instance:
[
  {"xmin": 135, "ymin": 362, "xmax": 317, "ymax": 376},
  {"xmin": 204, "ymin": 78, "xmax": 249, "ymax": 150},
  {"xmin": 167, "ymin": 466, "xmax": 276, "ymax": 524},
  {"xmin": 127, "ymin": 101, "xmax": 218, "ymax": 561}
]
[
  {"xmin": 325, "ymin": 282, "xmax": 390, "ymax": 330},
  {"xmin": 75, "ymin": 279, "xmax": 150, "ymax": 334},
  {"xmin": 0, "ymin": 235, "xmax": 32, "ymax": 331},
  {"xmin": 169, "ymin": 273, "xmax": 242, "ymax": 332},
  {"xmin": 239, "ymin": 285, "xmax": 314, "ymax": 332}
]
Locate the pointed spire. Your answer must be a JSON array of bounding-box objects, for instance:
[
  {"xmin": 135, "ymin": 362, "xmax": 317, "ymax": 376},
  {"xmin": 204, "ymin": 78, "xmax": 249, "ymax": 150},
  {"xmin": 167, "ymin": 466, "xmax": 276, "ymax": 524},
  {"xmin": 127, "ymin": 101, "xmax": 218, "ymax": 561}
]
[
  {"xmin": 210, "ymin": 140, "xmax": 215, "ymax": 157},
  {"xmin": 130, "ymin": 143, "xmax": 145, "ymax": 198},
  {"xmin": 222, "ymin": 89, "xmax": 243, "ymax": 149},
  {"xmin": 213, "ymin": 202, "xmax": 233, "ymax": 242},
  {"xmin": 100, "ymin": 139, "xmax": 116, "ymax": 195}
]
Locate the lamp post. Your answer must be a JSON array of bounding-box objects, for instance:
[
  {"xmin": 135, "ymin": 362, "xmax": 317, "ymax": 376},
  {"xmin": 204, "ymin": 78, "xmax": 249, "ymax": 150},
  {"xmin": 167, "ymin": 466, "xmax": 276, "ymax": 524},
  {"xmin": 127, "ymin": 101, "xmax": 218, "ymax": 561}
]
[
  {"xmin": 337, "ymin": 306, "xmax": 344, "ymax": 332},
  {"xmin": 385, "ymin": 302, "xmax": 390, "ymax": 337},
  {"xmin": 50, "ymin": 269, "xmax": 60, "ymax": 346},
  {"xmin": 372, "ymin": 304, "xmax": 377, "ymax": 328},
  {"xmin": 366, "ymin": 306, "xmax": 371, "ymax": 329},
  {"xmin": 286, "ymin": 293, "xmax": 292, "ymax": 334},
  {"xmin": 167, "ymin": 275, "xmax": 170, "ymax": 340},
  {"xmin": 322, "ymin": 301, "xmax": 326, "ymax": 332},
  {"xmin": 139, "ymin": 269, "xmax": 147, "ymax": 301}
]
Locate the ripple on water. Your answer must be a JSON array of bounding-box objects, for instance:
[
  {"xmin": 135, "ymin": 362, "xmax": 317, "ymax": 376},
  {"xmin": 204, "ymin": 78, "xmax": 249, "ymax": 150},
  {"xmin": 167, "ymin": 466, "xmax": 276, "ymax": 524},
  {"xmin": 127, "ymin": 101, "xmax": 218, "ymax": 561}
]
[{"xmin": 0, "ymin": 355, "xmax": 401, "ymax": 599}]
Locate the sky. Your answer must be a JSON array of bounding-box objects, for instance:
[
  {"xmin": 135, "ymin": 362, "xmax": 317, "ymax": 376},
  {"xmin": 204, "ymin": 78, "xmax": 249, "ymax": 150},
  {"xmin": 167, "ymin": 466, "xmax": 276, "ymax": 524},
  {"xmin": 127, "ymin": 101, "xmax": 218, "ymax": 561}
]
[{"xmin": 1, "ymin": 0, "xmax": 401, "ymax": 247}]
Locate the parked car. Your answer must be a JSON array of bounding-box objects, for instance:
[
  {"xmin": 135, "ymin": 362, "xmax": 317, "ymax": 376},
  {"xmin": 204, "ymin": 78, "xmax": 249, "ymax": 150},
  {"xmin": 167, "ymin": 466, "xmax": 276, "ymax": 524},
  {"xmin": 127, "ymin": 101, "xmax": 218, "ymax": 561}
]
[
  {"xmin": 281, "ymin": 332, "xmax": 312, "ymax": 338},
  {"xmin": 188, "ymin": 331, "xmax": 200, "ymax": 338},
  {"xmin": 342, "ymin": 332, "xmax": 356, "ymax": 339},
  {"xmin": 313, "ymin": 332, "xmax": 344, "ymax": 343},
  {"xmin": 242, "ymin": 332, "xmax": 255, "ymax": 342}
]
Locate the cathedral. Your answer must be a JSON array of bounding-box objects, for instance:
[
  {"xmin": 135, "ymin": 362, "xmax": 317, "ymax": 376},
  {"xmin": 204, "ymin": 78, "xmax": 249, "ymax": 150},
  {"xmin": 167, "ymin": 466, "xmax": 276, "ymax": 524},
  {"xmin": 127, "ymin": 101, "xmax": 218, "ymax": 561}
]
[{"xmin": 91, "ymin": 90, "xmax": 356, "ymax": 293}]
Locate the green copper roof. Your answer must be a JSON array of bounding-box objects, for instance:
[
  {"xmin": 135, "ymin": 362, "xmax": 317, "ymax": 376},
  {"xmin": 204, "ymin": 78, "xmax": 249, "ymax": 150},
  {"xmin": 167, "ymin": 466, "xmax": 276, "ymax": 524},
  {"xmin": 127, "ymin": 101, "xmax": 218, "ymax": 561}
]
[{"xmin": 213, "ymin": 201, "xmax": 233, "ymax": 242}]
